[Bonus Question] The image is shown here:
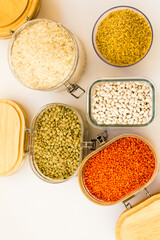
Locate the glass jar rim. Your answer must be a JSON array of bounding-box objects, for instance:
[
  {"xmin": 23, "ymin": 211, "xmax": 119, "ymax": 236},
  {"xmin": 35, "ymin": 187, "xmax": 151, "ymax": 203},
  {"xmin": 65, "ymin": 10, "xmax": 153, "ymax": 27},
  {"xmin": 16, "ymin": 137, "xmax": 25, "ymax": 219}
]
[
  {"xmin": 8, "ymin": 18, "xmax": 79, "ymax": 91},
  {"xmin": 29, "ymin": 102, "xmax": 85, "ymax": 184},
  {"xmin": 78, "ymin": 134, "xmax": 158, "ymax": 206},
  {"xmin": 92, "ymin": 5, "xmax": 153, "ymax": 68},
  {"xmin": 87, "ymin": 78, "xmax": 155, "ymax": 127}
]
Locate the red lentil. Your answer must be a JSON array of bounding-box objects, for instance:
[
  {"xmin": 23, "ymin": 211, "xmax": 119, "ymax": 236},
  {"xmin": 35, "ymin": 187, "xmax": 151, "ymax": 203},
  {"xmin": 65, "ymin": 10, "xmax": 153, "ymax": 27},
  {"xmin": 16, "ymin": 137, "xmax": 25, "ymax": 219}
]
[{"xmin": 83, "ymin": 137, "xmax": 155, "ymax": 203}]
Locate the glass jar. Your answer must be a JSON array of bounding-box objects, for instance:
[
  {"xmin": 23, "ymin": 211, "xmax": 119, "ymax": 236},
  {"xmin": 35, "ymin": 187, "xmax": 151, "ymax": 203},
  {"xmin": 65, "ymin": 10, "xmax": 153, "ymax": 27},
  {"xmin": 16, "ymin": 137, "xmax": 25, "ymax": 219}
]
[
  {"xmin": 87, "ymin": 78, "xmax": 155, "ymax": 127},
  {"xmin": 8, "ymin": 19, "xmax": 86, "ymax": 98},
  {"xmin": 0, "ymin": 99, "xmax": 109, "ymax": 182},
  {"xmin": 92, "ymin": 6, "xmax": 153, "ymax": 67},
  {"xmin": 78, "ymin": 134, "xmax": 158, "ymax": 206},
  {"xmin": 29, "ymin": 103, "xmax": 87, "ymax": 183}
]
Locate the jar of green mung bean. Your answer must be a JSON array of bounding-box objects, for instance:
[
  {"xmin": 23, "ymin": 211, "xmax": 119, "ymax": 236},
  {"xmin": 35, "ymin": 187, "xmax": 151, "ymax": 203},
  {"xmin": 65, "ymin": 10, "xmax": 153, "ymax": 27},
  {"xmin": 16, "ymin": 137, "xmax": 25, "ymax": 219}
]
[{"xmin": 29, "ymin": 103, "xmax": 87, "ymax": 183}]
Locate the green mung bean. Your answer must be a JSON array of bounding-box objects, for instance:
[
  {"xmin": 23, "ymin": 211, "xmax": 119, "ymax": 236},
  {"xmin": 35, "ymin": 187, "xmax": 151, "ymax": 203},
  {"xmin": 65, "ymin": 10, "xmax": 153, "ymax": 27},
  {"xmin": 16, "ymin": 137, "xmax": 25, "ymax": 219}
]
[{"xmin": 33, "ymin": 105, "xmax": 81, "ymax": 180}]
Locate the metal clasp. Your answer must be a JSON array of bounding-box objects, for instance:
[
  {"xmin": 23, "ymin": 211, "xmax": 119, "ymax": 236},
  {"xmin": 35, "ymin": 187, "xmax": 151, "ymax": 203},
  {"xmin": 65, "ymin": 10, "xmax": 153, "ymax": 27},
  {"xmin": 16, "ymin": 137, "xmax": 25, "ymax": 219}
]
[
  {"xmin": 122, "ymin": 194, "xmax": 137, "ymax": 209},
  {"xmin": 81, "ymin": 130, "xmax": 108, "ymax": 151},
  {"xmin": 24, "ymin": 127, "xmax": 30, "ymax": 154},
  {"xmin": 144, "ymin": 188, "xmax": 152, "ymax": 197},
  {"xmin": 81, "ymin": 139, "xmax": 97, "ymax": 150},
  {"xmin": 97, "ymin": 130, "xmax": 108, "ymax": 145},
  {"xmin": 64, "ymin": 82, "xmax": 85, "ymax": 99},
  {"xmin": 123, "ymin": 201, "xmax": 132, "ymax": 209},
  {"xmin": 123, "ymin": 188, "xmax": 152, "ymax": 210},
  {"xmin": 9, "ymin": 16, "xmax": 30, "ymax": 35},
  {"xmin": 26, "ymin": 16, "xmax": 30, "ymax": 21},
  {"xmin": 9, "ymin": 29, "xmax": 15, "ymax": 34}
]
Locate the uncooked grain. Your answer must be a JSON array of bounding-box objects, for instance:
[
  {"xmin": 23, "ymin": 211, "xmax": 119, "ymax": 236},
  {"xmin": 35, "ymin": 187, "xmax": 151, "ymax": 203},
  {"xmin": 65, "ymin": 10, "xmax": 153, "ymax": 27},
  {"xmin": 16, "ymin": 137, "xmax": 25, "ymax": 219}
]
[
  {"xmin": 95, "ymin": 9, "xmax": 152, "ymax": 66},
  {"xmin": 11, "ymin": 20, "xmax": 76, "ymax": 89}
]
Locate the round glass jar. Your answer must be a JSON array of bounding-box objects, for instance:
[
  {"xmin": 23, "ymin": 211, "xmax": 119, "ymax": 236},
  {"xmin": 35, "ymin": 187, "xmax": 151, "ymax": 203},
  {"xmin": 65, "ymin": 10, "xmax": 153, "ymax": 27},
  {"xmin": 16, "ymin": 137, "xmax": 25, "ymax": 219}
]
[
  {"xmin": 8, "ymin": 19, "xmax": 86, "ymax": 98},
  {"xmin": 29, "ymin": 103, "xmax": 86, "ymax": 183},
  {"xmin": 78, "ymin": 134, "xmax": 158, "ymax": 206},
  {"xmin": 92, "ymin": 6, "xmax": 153, "ymax": 67}
]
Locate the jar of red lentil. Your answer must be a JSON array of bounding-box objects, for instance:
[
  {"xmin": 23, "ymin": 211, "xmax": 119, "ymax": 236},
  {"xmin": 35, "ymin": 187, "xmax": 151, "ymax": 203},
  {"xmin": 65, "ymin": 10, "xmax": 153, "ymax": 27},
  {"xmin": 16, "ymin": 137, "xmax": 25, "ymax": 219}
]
[{"xmin": 78, "ymin": 134, "xmax": 160, "ymax": 240}]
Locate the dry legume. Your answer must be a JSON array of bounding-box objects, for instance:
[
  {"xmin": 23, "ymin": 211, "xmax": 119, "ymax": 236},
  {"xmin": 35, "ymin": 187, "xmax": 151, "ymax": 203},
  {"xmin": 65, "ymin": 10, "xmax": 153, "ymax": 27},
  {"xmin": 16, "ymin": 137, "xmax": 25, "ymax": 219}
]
[
  {"xmin": 33, "ymin": 105, "xmax": 81, "ymax": 180},
  {"xmin": 92, "ymin": 81, "xmax": 153, "ymax": 125},
  {"xmin": 83, "ymin": 137, "xmax": 155, "ymax": 203}
]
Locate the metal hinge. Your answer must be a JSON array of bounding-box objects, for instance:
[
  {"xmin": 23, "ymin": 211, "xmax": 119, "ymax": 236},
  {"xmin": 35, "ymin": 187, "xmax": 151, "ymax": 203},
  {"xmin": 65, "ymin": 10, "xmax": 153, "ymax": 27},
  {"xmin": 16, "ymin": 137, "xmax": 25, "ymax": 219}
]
[
  {"xmin": 123, "ymin": 201, "xmax": 132, "ymax": 209},
  {"xmin": 144, "ymin": 188, "xmax": 152, "ymax": 197},
  {"xmin": 123, "ymin": 188, "xmax": 152, "ymax": 210},
  {"xmin": 122, "ymin": 194, "xmax": 136, "ymax": 209},
  {"xmin": 96, "ymin": 130, "xmax": 108, "ymax": 145},
  {"xmin": 81, "ymin": 139, "xmax": 97, "ymax": 150},
  {"xmin": 24, "ymin": 127, "xmax": 30, "ymax": 154},
  {"xmin": 9, "ymin": 29, "xmax": 15, "ymax": 34},
  {"xmin": 81, "ymin": 130, "xmax": 108, "ymax": 150},
  {"xmin": 9, "ymin": 16, "xmax": 30, "ymax": 35},
  {"xmin": 64, "ymin": 82, "xmax": 85, "ymax": 99},
  {"xmin": 26, "ymin": 16, "xmax": 30, "ymax": 21}
]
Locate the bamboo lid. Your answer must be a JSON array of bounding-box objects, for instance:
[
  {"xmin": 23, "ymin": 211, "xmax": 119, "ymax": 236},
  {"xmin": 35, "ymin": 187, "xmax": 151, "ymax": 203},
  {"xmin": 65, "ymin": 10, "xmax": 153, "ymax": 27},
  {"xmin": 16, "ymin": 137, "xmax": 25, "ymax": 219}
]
[
  {"xmin": 116, "ymin": 194, "xmax": 160, "ymax": 240},
  {"xmin": 0, "ymin": 99, "xmax": 28, "ymax": 176},
  {"xmin": 0, "ymin": 0, "xmax": 41, "ymax": 38}
]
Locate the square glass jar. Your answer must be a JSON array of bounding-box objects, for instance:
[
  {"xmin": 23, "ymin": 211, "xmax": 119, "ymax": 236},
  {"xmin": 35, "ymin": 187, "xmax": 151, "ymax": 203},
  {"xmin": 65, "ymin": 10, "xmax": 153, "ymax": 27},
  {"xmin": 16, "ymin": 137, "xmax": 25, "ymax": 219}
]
[{"xmin": 87, "ymin": 78, "xmax": 155, "ymax": 127}]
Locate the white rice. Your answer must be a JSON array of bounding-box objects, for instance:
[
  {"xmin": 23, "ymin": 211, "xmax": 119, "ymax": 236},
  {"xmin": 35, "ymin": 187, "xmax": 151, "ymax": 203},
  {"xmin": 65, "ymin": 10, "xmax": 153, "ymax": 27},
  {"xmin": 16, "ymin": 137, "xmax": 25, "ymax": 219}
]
[{"xmin": 11, "ymin": 20, "xmax": 76, "ymax": 90}]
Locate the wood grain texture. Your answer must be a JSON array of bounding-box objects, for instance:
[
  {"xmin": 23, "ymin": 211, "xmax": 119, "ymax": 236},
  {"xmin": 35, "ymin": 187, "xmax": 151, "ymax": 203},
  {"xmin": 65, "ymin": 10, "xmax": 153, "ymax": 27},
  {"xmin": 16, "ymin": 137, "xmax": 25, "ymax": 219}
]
[
  {"xmin": 0, "ymin": 0, "xmax": 41, "ymax": 38},
  {"xmin": 0, "ymin": 0, "xmax": 28, "ymax": 27},
  {"xmin": 0, "ymin": 102, "xmax": 20, "ymax": 174},
  {"xmin": 116, "ymin": 194, "xmax": 160, "ymax": 240},
  {"xmin": 0, "ymin": 99, "xmax": 26, "ymax": 176}
]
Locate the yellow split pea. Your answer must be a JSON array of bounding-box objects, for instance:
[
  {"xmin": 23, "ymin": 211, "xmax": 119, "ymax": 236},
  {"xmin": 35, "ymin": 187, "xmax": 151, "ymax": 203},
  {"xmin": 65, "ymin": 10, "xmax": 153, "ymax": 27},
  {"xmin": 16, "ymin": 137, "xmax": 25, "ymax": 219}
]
[{"xmin": 96, "ymin": 9, "xmax": 152, "ymax": 66}]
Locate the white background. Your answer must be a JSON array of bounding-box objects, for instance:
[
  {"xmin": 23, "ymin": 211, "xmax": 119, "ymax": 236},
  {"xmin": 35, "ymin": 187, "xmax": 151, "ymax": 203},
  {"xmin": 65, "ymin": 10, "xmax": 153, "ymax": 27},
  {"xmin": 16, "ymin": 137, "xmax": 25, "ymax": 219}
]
[{"xmin": 0, "ymin": 0, "xmax": 160, "ymax": 239}]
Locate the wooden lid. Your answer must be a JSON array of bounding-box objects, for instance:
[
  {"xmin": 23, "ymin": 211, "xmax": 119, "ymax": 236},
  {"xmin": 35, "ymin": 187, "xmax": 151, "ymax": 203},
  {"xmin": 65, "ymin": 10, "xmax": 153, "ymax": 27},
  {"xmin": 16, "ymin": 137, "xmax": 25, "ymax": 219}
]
[
  {"xmin": 0, "ymin": 99, "xmax": 27, "ymax": 176},
  {"xmin": 0, "ymin": 0, "xmax": 41, "ymax": 38},
  {"xmin": 116, "ymin": 194, "xmax": 160, "ymax": 240}
]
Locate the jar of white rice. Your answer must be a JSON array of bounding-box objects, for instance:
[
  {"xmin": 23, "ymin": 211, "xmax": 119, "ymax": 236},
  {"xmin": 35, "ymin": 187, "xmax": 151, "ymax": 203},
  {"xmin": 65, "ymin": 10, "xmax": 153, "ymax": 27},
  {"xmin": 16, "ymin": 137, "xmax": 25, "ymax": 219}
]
[{"xmin": 8, "ymin": 19, "xmax": 86, "ymax": 98}]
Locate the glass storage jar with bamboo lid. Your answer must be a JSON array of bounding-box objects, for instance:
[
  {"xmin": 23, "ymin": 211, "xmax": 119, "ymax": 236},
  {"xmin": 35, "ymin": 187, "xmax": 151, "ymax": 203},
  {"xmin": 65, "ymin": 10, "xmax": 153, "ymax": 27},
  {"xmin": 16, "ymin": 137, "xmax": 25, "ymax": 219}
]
[
  {"xmin": 78, "ymin": 134, "xmax": 160, "ymax": 240},
  {"xmin": 0, "ymin": 100, "xmax": 107, "ymax": 183},
  {"xmin": 0, "ymin": 0, "xmax": 86, "ymax": 98},
  {"xmin": 0, "ymin": 99, "xmax": 108, "ymax": 181},
  {"xmin": 0, "ymin": 99, "xmax": 86, "ymax": 181}
]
